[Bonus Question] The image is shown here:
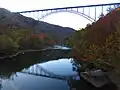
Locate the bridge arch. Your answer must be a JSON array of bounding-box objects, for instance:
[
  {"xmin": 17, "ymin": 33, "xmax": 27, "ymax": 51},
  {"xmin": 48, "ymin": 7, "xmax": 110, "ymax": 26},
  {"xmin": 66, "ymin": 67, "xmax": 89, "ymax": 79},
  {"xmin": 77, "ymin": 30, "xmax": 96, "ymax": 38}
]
[{"xmin": 39, "ymin": 9, "xmax": 95, "ymax": 22}]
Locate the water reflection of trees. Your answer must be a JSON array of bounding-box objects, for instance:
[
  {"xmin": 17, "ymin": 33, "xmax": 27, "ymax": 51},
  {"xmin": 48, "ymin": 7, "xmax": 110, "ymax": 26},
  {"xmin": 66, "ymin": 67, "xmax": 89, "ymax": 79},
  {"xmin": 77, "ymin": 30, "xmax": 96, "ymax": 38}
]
[{"xmin": 0, "ymin": 49, "xmax": 71, "ymax": 79}]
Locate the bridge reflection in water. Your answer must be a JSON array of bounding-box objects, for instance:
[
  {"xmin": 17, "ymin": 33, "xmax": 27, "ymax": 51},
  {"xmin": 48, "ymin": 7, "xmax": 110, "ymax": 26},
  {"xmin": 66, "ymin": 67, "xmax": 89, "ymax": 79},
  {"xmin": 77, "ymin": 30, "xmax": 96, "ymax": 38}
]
[{"xmin": 21, "ymin": 64, "xmax": 72, "ymax": 81}]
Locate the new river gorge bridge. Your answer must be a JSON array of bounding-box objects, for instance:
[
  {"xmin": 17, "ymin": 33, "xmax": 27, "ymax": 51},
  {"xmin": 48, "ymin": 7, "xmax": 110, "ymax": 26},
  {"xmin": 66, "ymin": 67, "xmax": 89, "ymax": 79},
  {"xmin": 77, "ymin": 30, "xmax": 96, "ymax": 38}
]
[
  {"xmin": 10, "ymin": 63, "xmax": 73, "ymax": 81},
  {"xmin": 11, "ymin": 3, "xmax": 120, "ymax": 80},
  {"xmin": 14, "ymin": 3, "xmax": 120, "ymax": 22}
]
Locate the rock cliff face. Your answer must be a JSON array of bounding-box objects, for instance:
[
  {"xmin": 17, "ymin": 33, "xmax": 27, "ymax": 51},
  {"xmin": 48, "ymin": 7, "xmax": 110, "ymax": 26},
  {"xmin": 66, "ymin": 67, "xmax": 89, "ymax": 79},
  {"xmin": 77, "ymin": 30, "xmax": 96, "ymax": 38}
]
[{"xmin": 0, "ymin": 8, "xmax": 75, "ymax": 44}]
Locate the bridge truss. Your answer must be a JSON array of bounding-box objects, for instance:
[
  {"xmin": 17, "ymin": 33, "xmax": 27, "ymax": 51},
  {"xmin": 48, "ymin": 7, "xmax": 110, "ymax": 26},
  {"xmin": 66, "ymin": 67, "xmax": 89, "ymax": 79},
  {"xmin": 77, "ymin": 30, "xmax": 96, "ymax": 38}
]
[
  {"xmin": 14, "ymin": 3, "xmax": 120, "ymax": 22},
  {"xmin": 20, "ymin": 64, "xmax": 72, "ymax": 80}
]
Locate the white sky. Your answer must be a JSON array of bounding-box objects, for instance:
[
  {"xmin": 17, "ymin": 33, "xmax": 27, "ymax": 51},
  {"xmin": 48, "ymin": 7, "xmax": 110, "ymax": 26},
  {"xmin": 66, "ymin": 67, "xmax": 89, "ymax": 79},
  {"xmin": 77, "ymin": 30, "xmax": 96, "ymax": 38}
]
[{"xmin": 0, "ymin": 0, "xmax": 120, "ymax": 30}]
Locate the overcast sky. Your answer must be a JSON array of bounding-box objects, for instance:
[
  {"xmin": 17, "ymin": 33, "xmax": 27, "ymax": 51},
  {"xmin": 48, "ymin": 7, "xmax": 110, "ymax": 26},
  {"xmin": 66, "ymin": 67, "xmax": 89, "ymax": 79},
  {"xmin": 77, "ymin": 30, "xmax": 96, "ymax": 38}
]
[{"xmin": 0, "ymin": 0, "xmax": 120, "ymax": 29}]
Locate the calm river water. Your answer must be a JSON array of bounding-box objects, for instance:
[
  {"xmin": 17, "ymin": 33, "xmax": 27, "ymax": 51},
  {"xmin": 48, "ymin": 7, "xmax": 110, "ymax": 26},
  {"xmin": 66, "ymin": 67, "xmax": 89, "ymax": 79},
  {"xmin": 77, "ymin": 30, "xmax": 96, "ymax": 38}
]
[{"xmin": 0, "ymin": 45, "xmax": 118, "ymax": 90}]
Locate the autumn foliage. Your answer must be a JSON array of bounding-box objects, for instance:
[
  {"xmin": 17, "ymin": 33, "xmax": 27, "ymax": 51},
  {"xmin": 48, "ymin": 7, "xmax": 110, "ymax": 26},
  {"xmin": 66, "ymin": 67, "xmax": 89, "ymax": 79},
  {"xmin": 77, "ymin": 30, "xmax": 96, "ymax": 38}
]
[
  {"xmin": 67, "ymin": 7, "xmax": 120, "ymax": 72},
  {"xmin": 85, "ymin": 7, "xmax": 120, "ymax": 45},
  {"xmin": 0, "ymin": 27, "xmax": 55, "ymax": 55}
]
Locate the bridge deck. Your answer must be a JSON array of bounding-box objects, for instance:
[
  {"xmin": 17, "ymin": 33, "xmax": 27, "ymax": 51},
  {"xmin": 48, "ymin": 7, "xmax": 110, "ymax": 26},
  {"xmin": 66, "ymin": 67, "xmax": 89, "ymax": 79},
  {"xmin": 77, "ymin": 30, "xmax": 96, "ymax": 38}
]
[{"xmin": 14, "ymin": 3, "xmax": 120, "ymax": 13}]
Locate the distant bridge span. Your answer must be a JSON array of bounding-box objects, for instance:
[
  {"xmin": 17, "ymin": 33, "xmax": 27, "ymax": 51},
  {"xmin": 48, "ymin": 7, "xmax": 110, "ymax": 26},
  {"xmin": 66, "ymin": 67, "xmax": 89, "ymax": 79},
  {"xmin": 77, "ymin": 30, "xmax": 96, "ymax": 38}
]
[
  {"xmin": 38, "ymin": 9, "xmax": 95, "ymax": 22},
  {"xmin": 14, "ymin": 3, "xmax": 120, "ymax": 22}
]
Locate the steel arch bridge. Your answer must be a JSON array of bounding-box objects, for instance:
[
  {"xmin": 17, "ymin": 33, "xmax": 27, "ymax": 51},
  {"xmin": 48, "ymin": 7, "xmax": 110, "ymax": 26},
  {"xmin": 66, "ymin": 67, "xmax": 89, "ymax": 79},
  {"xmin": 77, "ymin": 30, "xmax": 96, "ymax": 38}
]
[
  {"xmin": 14, "ymin": 3, "xmax": 120, "ymax": 22},
  {"xmin": 39, "ymin": 9, "xmax": 95, "ymax": 22}
]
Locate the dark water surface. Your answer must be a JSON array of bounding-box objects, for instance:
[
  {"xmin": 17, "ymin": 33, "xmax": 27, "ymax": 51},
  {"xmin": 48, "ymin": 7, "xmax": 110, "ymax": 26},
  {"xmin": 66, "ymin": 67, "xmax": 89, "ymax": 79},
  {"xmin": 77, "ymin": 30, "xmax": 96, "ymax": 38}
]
[
  {"xmin": 0, "ymin": 46, "xmax": 118, "ymax": 90},
  {"xmin": 0, "ymin": 46, "xmax": 75, "ymax": 90},
  {"xmin": 2, "ymin": 59, "xmax": 74, "ymax": 90}
]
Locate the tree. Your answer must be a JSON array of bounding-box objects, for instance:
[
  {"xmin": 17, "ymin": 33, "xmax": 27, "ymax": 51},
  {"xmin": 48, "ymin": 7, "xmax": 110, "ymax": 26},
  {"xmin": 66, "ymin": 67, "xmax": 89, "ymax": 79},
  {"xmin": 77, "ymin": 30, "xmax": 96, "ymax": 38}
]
[
  {"xmin": 107, "ymin": 5, "xmax": 120, "ymax": 13},
  {"xmin": 0, "ymin": 35, "xmax": 19, "ymax": 54},
  {"xmin": 107, "ymin": 7, "xmax": 114, "ymax": 13},
  {"xmin": 67, "ymin": 21, "xmax": 120, "ymax": 73},
  {"xmin": 99, "ymin": 13, "xmax": 104, "ymax": 19},
  {"xmin": 86, "ymin": 23, "xmax": 92, "ymax": 28},
  {"xmin": 66, "ymin": 28, "xmax": 86, "ymax": 47},
  {"xmin": 0, "ymin": 27, "xmax": 54, "ymax": 55},
  {"xmin": 6, "ymin": 29, "xmax": 32, "ymax": 43}
]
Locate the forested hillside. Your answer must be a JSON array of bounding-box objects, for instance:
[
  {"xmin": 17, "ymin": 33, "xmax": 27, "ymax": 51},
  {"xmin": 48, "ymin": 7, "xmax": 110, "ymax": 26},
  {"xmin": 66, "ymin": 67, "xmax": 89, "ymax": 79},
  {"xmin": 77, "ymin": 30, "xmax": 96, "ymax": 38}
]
[
  {"xmin": 0, "ymin": 8, "xmax": 75, "ymax": 44},
  {"xmin": 67, "ymin": 7, "xmax": 120, "ymax": 73}
]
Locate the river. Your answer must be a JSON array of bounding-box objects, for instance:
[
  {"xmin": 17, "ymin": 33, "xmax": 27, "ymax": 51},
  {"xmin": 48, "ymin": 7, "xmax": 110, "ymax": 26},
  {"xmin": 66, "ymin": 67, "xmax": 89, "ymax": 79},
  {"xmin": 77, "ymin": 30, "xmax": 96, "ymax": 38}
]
[{"xmin": 0, "ymin": 45, "xmax": 118, "ymax": 90}]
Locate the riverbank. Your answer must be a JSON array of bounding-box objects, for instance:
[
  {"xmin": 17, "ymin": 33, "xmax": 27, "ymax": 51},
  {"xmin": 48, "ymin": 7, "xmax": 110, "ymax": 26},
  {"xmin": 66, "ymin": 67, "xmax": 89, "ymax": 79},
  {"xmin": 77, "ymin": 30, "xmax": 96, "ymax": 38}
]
[
  {"xmin": 0, "ymin": 49, "xmax": 48, "ymax": 59},
  {"xmin": 74, "ymin": 60, "xmax": 120, "ymax": 89},
  {"xmin": 0, "ymin": 45, "xmax": 72, "ymax": 59}
]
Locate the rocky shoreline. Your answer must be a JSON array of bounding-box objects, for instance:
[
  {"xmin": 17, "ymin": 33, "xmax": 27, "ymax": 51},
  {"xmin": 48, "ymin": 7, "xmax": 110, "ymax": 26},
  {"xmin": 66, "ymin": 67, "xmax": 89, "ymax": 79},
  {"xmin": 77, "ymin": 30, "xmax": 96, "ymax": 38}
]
[
  {"xmin": 0, "ymin": 45, "xmax": 71, "ymax": 59},
  {"xmin": 74, "ymin": 60, "xmax": 120, "ymax": 89},
  {"xmin": 0, "ymin": 48, "xmax": 48, "ymax": 59}
]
